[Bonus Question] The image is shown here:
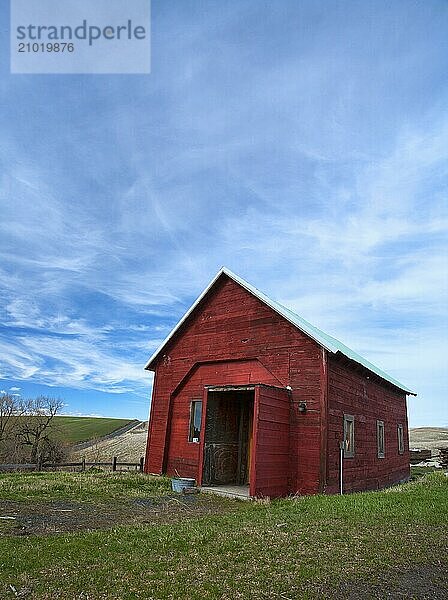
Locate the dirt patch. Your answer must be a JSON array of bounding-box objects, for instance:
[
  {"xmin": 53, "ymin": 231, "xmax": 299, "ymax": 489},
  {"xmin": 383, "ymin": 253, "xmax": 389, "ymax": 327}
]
[
  {"xmin": 314, "ymin": 563, "xmax": 448, "ymax": 599},
  {"xmin": 0, "ymin": 494, "xmax": 230, "ymax": 536}
]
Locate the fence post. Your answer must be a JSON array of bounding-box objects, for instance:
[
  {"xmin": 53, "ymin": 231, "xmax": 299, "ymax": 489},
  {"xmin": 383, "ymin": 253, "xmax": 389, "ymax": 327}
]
[
  {"xmin": 81, "ymin": 458, "xmax": 86, "ymax": 472},
  {"xmin": 139, "ymin": 457, "xmax": 144, "ymax": 472},
  {"xmin": 112, "ymin": 456, "xmax": 117, "ymax": 472}
]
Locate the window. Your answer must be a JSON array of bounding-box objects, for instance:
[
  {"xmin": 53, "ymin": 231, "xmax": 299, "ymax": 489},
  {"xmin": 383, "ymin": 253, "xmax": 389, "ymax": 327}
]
[
  {"xmin": 343, "ymin": 414, "xmax": 355, "ymax": 458},
  {"xmin": 397, "ymin": 424, "xmax": 404, "ymax": 454},
  {"xmin": 188, "ymin": 400, "xmax": 202, "ymax": 443},
  {"xmin": 377, "ymin": 420, "xmax": 385, "ymax": 458}
]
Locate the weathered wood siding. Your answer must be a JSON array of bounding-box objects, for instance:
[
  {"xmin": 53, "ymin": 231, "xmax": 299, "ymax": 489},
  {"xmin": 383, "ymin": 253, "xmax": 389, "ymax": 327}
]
[
  {"xmin": 145, "ymin": 273, "xmax": 410, "ymax": 496},
  {"xmin": 252, "ymin": 385, "xmax": 290, "ymax": 497},
  {"xmin": 145, "ymin": 275, "xmax": 324, "ymax": 495},
  {"xmin": 326, "ymin": 354, "xmax": 410, "ymax": 493},
  {"xmin": 165, "ymin": 360, "xmax": 276, "ymax": 478}
]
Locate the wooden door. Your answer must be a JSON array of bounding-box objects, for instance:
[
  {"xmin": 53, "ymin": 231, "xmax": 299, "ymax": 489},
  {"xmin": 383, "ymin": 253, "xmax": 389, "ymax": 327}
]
[
  {"xmin": 202, "ymin": 393, "xmax": 238, "ymax": 485},
  {"xmin": 202, "ymin": 391, "xmax": 253, "ymax": 486},
  {"xmin": 251, "ymin": 385, "xmax": 290, "ymax": 497}
]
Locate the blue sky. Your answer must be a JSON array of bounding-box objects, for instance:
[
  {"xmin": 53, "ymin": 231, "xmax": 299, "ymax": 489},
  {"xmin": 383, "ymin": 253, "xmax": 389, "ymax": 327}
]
[{"xmin": 0, "ymin": 0, "xmax": 447, "ymax": 426}]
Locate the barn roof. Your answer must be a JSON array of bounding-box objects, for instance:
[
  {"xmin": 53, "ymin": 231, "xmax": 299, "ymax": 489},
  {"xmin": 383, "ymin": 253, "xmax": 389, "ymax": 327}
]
[{"xmin": 145, "ymin": 267, "xmax": 416, "ymax": 395}]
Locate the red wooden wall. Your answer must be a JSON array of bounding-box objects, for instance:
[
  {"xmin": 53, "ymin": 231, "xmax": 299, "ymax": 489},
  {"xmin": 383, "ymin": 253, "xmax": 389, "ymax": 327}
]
[
  {"xmin": 145, "ymin": 275, "xmax": 325, "ymax": 495},
  {"xmin": 165, "ymin": 360, "xmax": 278, "ymax": 478},
  {"xmin": 326, "ymin": 354, "xmax": 410, "ymax": 493},
  {"xmin": 145, "ymin": 273, "xmax": 410, "ymax": 496}
]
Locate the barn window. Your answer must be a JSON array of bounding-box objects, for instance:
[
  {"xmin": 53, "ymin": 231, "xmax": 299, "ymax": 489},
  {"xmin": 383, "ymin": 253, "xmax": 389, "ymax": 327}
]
[
  {"xmin": 397, "ymin": 424, "xmax": 404, "ymax": 454},
  {"xmin": 188, "ymin": 400, "xmax": 202, "ymax": 443},
  {"xmin": 343, "ymin": 414, "xmax": 355, "ymax": 458},
  {"xmin": 377, "ymin": 420, "xmax": 385, "ymax": 458}
]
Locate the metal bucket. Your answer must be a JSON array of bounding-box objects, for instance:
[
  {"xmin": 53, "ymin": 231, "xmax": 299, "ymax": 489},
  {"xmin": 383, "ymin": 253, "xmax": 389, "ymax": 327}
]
[{"xmin": 171, "ymin": 477, "xmax": 196, "ymax": 493}]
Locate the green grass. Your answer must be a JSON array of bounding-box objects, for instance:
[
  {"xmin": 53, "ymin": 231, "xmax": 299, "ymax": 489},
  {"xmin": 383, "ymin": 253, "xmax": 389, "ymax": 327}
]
[
  {"xmin": 22, "ymin": 416, "xmax": 135, "ymax": 444},
  {"xmin": 7, "ymin": 416, "xmax": 135, "ymax": 445},
  {"xmin": 0, "ymin": 472, "xmax": 447, "ymax": 599},
  {"xmin": 0, "ymin": 470, "xmax": 170, "ymax": 503},
  {"xmin": 410, "ymin": 465, "xmax": 442, "ymax": 480}
]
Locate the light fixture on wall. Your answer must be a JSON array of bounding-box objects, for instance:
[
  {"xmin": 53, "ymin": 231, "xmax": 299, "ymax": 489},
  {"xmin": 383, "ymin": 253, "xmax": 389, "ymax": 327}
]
[{"xmin": 298, "ymin": 401, "xmax": 307, "ymax": 413}]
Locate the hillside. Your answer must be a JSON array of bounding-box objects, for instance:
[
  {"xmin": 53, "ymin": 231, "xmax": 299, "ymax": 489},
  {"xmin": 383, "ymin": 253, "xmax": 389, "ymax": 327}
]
[
  {"xmin": 409, "ymin": 427, "xmax": 448, "ymax": 451},
  {"xmin": 71, "ymin": 421, "xmax": 148, "ymax": 462},
  {"xmin": 51, "ymin": 416, "xmax": 135, "ymax": 444}
]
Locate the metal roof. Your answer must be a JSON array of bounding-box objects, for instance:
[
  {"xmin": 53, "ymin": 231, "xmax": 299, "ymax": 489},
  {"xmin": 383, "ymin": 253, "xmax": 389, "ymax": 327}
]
[{"xmin": 144, "ymin": 267, "xmax": 416, "ymax": 395}]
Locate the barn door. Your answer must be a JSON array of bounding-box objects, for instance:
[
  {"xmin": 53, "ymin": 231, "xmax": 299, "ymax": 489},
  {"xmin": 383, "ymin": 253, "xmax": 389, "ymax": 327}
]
[
  {"xmin": 202, "ymin": 390, "xmax": 253, "ymax": 486},
  {"xmin": 251, "ymin": 385, "xmax": 290, "ymax": 498}
]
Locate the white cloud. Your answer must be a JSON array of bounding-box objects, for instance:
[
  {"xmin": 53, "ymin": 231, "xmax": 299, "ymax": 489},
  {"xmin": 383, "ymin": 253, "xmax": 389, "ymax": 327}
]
[
  {"xmin": 0, "ymin": 0, "xmax": 446, "ymax": 425},
  {"xmin": 0, "ymin": 333, "xmax": 152, "ymax": 396},
  {"xmin": 60, "ymin": 411, "xmax": 106, "ymax": 418}
]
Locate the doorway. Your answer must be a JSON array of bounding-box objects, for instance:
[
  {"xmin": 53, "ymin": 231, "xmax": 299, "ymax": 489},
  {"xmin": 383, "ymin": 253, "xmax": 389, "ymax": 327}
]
[{"xmin": 201, "ymin": 387, "xmax": 254, "ymax": 487}]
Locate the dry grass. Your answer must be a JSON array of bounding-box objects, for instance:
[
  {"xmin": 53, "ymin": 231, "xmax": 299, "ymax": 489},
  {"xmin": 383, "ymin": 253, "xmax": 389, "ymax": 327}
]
[
  {"xmin": 409, "ymin": 427, "xmax": 448, "ymax": 451},
  {"xmin": 71, "ymin": 421, "xmax": 148, "ymax": 463}
]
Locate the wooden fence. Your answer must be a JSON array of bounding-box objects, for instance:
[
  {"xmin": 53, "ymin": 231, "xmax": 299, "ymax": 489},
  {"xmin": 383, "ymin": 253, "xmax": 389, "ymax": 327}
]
[
  {"xmin": 0, "ymin": 457, "xmax": 144, "ymax": 473},
  {"xmin": 409, "ymin": 449, "xmax": 432, "ymax": 464},
  {"xmin": 439, "ymin": 448, "xmax": 448, "ymax": 469}
]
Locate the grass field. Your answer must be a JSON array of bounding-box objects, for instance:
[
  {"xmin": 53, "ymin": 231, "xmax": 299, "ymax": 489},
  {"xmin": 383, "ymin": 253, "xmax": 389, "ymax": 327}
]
[
  {"xmin": 410, "ymin": 465, "xmax": 443, "ymax": 479},
  {"xmin": 7, "ymin": 416, "xmax": 135, "ymax": 446},
  {"xmin": 49, "ymin": 416, "xmax": 135, "ymax": 444},
  {"xmin": 0, "ymin": 470, "xmax": 447, "ymax": 599}
]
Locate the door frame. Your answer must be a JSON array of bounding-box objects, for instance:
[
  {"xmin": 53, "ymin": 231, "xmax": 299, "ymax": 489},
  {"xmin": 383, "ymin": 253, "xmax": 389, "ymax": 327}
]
[
  {"xmin": 197, "ymin": 384, "xmax": 255, "ymax": 488},
  {"xmin": 198, "ymin": 383, "xmax": 289, "ymax": 496}
]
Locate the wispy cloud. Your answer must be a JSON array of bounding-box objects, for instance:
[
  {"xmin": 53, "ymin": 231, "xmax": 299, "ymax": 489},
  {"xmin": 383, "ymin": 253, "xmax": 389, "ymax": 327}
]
[{"xmin": 0, "ymin": 0, "xmax": 446, "ymax": 423}]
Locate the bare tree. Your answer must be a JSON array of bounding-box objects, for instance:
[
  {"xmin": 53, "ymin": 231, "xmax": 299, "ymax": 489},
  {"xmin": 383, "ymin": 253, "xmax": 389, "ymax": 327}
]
[
  {"xmin": 0, "ymin": 394, "xmax": 24, "ymax": 445},
  {"xmin": 15, "ymin": 396, "xmax": 64, "ymax": 466},
  {"xmin": 0, "ymin": 394, "xmax": 15, "ymax": 445}
]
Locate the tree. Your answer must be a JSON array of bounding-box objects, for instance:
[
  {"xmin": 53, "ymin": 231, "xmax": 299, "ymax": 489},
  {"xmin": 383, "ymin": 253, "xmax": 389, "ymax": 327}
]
[
  {"xmin": 15, "ymin": 396, "xmax": 64, "ymax": 466},
  {"xmin": 0, "ymin": 393, "xmax": 24, "ymax": 445}
]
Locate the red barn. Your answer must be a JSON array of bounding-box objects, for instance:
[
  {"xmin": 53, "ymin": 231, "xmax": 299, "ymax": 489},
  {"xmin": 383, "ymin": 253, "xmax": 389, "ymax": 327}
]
[{"xmin": 144, "ymin": 268, "xmax": 415, "ymax": 497}]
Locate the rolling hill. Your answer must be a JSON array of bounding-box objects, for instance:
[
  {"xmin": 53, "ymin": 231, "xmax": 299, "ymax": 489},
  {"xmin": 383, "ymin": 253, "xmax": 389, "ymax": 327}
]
[
  {"xmin": 71, "ymin": 421, "xmax": 148, "ymax": 462},
  {"xmin": 409, "ymin": 427, "xmax": 448, "ymax": 451},
  {"xmin": 50, "ymin": 416, "xmax": 136, "ymax": 444}
]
